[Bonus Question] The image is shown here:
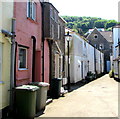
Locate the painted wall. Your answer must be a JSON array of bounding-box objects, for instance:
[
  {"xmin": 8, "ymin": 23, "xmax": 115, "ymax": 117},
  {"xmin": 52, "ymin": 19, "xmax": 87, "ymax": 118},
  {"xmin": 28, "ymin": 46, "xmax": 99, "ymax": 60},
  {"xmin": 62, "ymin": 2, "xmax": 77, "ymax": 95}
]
[
  {"xmin": 44, "ymin": 39, "xmax": 50, "ymax": 83},
  {"xmin": 112, "ymin": 26, "xmax": 120, "ymax": 78},
  {"xmin": 0, "ymin": 2, "xmax": 13, "ymax": 109},
  {"xmin": 65, "ymin": 28, "xmax": 104, "ymax": 84},
  {"xmin": 87, "ymin": 44, "xmax": 95, "ymax": 73},
  {"xmin": 14, "ymin": 1, "xmax": 42, "ymax": 85}
]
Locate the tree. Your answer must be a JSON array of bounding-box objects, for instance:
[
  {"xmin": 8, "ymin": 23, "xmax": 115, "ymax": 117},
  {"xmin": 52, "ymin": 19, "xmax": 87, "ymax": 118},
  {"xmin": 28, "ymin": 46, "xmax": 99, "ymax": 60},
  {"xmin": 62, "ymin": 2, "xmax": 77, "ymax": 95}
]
[
  {"xmin": 61, "ymin": 16, "xmax": 118, "ymax": 34},
  {"xmin": 94, "ymin": 20, "xmax": 107, "ymax": 28},
  {"xmin": 105, "ymin": 20, "xmax": 117, "ymax": 29}
]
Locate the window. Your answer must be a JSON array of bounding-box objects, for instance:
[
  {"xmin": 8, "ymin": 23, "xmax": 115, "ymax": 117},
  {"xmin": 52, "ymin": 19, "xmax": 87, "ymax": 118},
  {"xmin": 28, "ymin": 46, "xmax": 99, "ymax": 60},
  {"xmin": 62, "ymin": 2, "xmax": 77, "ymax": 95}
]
[
  {"xmin": 119, "ymin": 46, "xmax": 120, "ymax": 56},
  {"xmin": 54, "ymin": 11, "xmax": 58, "ymax": 22},
  {"xmin": 118, "ymin": 38, "xmax": 120, "ymax": 44},
  {"xmin": 0, "ymin": 43, "xmax": 2, "ymax": 81},
  {"xmin": 52, "ymin": 24, "xmax": 54, "ymax": 38},
  {"xmin": 50, "ymin": 7, "xmax": 54, "ymax": 19},
  {"xmin": 99, "ymin": 44, "xmax": 104, "ymax": 50},
  {"xmin": 58, "ymin": 24, "xmax": 61, "ymax": 39},
  {"xmin": 109, "ymin": 44, "xmax": 112, "ymax": 49},
  {"xmin": 19, "ymin": 47, "xmax": 27, "ymax": 69},
  {"xmin": 84, "ymin": 41, "xmax": 86, "ymax": 48},
  {"xmin": 27, "ymin": 0, "xmax": 36, "ymax": 20},
  {"xmin": 94, "ymin": 34, "xmax": 98, "ymax": 39}
]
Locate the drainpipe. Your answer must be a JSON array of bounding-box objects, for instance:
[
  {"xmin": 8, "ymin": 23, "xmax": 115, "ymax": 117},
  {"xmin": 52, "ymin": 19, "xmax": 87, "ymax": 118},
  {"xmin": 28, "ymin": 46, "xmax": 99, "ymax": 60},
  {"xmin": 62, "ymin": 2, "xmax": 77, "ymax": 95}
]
[
  {"xmin": 31, "ymin": 36, "xmax": 36, "ymax": 82},
  {"xmin": 41, "ymin": 2, "xmax": 44, "ymax": 82},
  {"xmin": 94, "ymin": 46, "xmax": 97, "ymax": 77},
  {"xmin": 14, "ymin": 42, "xmax": 17, "ymax": 87},
  {"xmin": 10, "ymin": 18, "xmax": 16, "ymax": 111}
]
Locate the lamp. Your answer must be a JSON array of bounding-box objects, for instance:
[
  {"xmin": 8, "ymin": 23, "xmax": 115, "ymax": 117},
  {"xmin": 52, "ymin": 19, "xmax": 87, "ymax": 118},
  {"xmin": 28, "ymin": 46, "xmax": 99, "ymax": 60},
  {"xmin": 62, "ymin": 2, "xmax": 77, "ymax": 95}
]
[{"xmin": 65, "ymin": 31, "xmax": 72, "ymax": 91}]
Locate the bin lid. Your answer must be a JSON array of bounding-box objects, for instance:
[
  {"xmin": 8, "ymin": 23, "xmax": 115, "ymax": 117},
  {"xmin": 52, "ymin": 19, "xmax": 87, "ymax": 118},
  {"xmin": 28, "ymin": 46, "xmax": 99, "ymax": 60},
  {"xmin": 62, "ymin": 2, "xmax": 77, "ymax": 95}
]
[
  {"xmin": 15, "ymin": 85, "xmax": 39, "ymax": 91},
  {"xmin": 29, "ymin": 82, "xmax": 50, "ymax": 87},
  {"xmin": 52, "ymin": 78, "xmax": 62, "ymax": 80}
]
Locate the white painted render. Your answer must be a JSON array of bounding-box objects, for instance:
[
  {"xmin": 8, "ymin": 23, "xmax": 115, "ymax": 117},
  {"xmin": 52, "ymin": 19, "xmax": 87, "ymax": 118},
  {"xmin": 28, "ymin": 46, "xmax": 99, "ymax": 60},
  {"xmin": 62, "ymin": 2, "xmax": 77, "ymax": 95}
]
[
  {"xmin": 64, "ymin": 28, "xmax": 104, "ymax": 84},
  {"xmin": 112, "ymin": 27, "xmax": 120, "ymax": 78}
]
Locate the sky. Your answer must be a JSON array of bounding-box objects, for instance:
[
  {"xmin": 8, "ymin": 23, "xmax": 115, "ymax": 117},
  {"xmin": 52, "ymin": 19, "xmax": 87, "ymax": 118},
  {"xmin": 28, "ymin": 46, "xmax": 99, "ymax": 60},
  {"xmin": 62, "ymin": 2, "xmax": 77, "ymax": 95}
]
[{"xmin": 49, "ymin": 0, "xmax": 120, "ymax": 21}]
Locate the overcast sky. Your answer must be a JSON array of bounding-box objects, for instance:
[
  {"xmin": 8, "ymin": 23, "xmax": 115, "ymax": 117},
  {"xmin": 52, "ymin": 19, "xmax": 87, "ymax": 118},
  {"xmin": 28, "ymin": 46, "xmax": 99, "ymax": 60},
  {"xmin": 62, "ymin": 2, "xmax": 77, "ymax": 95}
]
[{"xmin": 49, "ymin": 0, "xmax": 119, "ymax": 21}]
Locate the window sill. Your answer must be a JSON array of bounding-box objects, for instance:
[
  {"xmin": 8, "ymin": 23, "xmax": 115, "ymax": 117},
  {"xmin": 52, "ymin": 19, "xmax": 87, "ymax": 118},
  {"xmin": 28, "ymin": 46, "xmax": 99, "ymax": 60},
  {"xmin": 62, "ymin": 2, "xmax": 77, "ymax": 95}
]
[
  {"xmin": 27, "ymin": 17, "xmax": 38, "ymax": 24},
  {"xmin": 18, "ymin": 68, "xmax": 28, "ymax": 71}
]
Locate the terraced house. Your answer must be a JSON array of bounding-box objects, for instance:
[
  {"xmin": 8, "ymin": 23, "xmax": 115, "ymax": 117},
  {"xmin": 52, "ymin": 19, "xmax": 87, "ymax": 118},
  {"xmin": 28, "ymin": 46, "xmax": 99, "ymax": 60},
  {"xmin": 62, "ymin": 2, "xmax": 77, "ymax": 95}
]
[
  {"xmin": 42, "ymin": 2, "xmax": 66, "ymax": 87},
  {"xmin": 14, "ymin": 0, "xmax": 43, "ymax": 86},
  {"xmin": 0, "ymin": 1, "xmax": 14, "ymax": 117}
]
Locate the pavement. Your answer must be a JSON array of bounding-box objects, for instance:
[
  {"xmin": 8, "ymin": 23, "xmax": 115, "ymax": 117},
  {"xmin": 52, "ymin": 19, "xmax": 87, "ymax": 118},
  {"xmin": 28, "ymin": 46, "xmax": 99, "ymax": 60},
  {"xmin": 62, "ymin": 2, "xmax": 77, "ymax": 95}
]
[{"xmin": 36, "ymin": 74, "xmax": 119, "ymax": 118}]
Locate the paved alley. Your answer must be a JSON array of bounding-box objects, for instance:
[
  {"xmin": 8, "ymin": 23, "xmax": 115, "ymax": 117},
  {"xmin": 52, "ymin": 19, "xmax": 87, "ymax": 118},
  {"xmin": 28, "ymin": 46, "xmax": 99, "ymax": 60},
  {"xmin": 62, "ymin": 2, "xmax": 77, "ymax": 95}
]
[{"xmin": 36, "ymin": 74, "xmax": 118, "ymax": 118}]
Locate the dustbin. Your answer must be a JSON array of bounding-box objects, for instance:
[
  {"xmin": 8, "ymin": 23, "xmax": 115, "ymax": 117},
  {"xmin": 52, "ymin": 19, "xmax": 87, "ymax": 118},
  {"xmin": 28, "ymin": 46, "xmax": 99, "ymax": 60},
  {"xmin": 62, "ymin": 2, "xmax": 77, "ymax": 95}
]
[
  {"xmin": 15, "ymin": 85, "xmax": 39, "ymax": 119},
  {"xmin": 30, "ymin": 82, "xmax": 49, "ymax": 112},
  {"xmin": 51, "ymin": 78, "xmax": 62, "ymax": 98}
]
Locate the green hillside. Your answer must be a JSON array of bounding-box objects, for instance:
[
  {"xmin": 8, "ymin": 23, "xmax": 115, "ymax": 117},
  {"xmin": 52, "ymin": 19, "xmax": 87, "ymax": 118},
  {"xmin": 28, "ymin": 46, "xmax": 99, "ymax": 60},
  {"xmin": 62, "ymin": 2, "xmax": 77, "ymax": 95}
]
[{"xmin": 62, "ymin": 16, "xmax": 117, "ymax": 35}]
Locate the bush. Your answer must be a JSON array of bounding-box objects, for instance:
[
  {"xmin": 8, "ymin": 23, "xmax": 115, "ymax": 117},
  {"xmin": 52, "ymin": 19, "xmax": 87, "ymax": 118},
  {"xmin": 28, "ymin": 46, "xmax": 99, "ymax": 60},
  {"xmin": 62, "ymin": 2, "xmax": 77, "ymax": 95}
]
[
  {"xmin": 109, "ymin": 70, "xmax": 114, "ymax": 78},
  {"xmin": 87, "ymin": 71, "xmax": 95, "ymax": 80}
]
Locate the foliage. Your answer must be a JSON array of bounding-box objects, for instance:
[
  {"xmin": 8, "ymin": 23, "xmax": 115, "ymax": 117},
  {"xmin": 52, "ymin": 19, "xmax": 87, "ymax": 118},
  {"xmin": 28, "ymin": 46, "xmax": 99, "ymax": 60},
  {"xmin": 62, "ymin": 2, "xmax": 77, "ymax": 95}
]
[
  {"xmin": 105, "ymin": 20, "xmax": 117, "ymax": 29},
  {"xmin": 62, "ymin": 16, "xmax": 118, "ymax": 35},
  {"xmin": 87, "ymin": 71, "xmax": 95, "ymax": 80},
  {"xmin": 109, "ymin": 70, "xmax": 114, "ymax": 78}
]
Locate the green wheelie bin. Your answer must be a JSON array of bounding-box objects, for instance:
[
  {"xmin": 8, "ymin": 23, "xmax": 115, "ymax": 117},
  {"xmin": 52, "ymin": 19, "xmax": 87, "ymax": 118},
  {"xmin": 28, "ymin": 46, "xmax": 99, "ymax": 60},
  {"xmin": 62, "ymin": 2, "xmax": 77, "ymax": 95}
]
[
  {"xmin": 15, "ymin": 85, "xmax": 39, "ymax": 119},
  {"xmin": 30, "ymin": 82, "xmax": 49, "ymax": 112},
  {"xmin": 51, "ymin": 78, "xmax": 62, "ymax": 98}
]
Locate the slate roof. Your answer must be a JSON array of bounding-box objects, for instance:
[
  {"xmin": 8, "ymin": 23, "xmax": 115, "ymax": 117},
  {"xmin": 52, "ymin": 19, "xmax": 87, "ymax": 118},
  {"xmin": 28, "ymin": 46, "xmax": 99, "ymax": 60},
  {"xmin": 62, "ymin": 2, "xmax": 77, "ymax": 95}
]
[{"xmin": 100, "ymin": 31, "xmax": 113, "ymax": 43}]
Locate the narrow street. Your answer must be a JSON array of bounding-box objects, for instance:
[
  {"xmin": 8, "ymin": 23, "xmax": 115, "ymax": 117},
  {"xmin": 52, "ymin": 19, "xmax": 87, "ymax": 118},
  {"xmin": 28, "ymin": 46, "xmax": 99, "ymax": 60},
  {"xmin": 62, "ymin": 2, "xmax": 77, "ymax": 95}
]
[{"xmin": 36, "ymin": 74, "xmax": 118, "ymax": 117}]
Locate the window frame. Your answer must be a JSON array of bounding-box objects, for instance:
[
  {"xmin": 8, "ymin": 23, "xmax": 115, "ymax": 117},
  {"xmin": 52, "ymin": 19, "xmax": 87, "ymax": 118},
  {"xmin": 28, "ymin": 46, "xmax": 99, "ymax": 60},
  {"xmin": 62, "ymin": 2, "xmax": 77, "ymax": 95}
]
[
  {"xmin": 27, "ymin": 0, "xmax": 36, "ymax": 21},
  {"xmin": 99, "ymin": 43, "xmax": 104, "ymax": 50},
  {"xmin": 18, "ymin": 47, "xmax": 28, "ymax": 70},
  {"xmin": 50, "ymin": 7, "xmax": 54, "ymax": 20}
]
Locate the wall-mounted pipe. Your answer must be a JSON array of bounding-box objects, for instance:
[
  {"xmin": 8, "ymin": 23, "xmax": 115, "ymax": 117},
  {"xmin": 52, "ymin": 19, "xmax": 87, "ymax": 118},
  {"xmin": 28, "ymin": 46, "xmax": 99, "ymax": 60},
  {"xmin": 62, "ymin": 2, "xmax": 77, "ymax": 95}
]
[
  {"xmin": 41, "ymin": 2, "xmax": 45, "ymax": 82},
  {"xmin": 10, "ymin": 18, "xmax": 16, "ymax": 111}
]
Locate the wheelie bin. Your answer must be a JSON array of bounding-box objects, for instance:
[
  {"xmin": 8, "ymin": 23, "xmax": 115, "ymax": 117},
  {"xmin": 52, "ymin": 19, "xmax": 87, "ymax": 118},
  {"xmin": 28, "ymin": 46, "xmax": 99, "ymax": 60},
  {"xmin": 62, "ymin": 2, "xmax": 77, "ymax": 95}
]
[
  {"xmin": 50, "ymin": 78, "xmax": 62, "ymax": 98},
  {"xmin": 30, "ymin": 82, "xmax": 49, "ymax": 112},
  {"xmin": 15, "ymin": 85, "xmax": 39, "ymax": 119}
]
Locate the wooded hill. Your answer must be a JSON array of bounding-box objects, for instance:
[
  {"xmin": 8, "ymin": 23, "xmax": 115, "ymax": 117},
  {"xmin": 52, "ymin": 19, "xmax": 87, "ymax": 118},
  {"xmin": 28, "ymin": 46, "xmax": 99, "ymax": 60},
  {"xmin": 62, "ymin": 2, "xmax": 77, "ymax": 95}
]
[{"xmin": 62, "ymin": 16, "xmax": 118, "ymax": 35}]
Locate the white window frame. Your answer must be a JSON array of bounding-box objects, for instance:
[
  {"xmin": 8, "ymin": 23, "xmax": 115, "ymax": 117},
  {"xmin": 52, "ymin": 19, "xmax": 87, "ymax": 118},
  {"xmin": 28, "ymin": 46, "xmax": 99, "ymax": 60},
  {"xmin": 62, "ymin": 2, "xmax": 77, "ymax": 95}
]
[
  {"xmin": 0, "ymin": 43, "xmax": 2, "ymax": 81},
  {"xmin": 18, "ymin": 47, "xmax": 27, "ymax": 70},
  {"xmin": 99, "ymin": 43, "xmax": 104, "ymax": 50},
  {"xmin": 27, "ymin": 0, "xmax": 36, "ymax": 21}
]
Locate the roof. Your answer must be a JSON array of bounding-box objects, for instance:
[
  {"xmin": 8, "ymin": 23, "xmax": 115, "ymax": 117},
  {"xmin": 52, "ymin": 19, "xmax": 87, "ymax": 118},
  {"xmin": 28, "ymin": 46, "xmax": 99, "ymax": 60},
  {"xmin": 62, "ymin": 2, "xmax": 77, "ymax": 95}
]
[
  {"xmin": 100, "ymin": 31, "xmax": 113, "ymax": 42},
  {"xmin": 113, "ymin": 25, "xmax": 120, "ymax": 28},
  {"xmin": 59, "ymin": 16, "xmax": 67, "ymax": 23},
  {"xmin": 88, "ymin": 28, "xmax": 105, "ymax": 34},
  {"xmin": 43, "ymin": 2, "xmax": 59, "ymax": 13}
]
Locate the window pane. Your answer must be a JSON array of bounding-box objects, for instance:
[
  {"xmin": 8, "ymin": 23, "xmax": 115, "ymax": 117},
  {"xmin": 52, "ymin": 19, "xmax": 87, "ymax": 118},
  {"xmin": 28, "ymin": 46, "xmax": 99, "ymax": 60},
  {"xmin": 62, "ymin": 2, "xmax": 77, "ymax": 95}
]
[
  {"xmin": 19, "ymin": 48, "xmax": 27, "ymax": 68},
  {"xmin": 32, "ymin": 2, "xmax": 36, "ymax": 20},
  {"xmin": 27, "ymin": 0, "xmax": 30, "ymax": 17}
]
